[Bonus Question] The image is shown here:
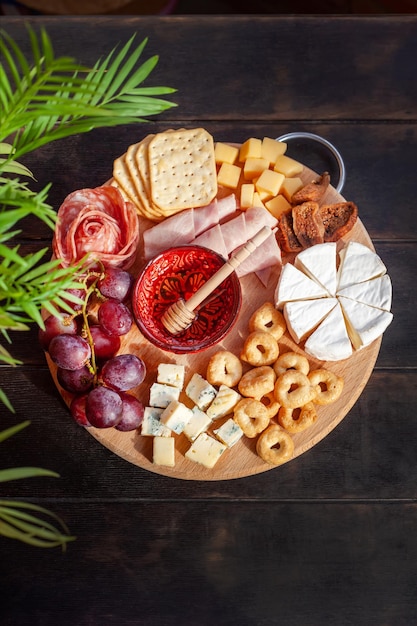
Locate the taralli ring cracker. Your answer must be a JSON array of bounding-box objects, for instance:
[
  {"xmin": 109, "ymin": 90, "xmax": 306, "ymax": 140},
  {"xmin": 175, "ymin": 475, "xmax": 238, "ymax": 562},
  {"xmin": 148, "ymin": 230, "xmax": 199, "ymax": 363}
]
[
  {"xmin": 307, "ymin": 369, "xmax": 344, "ymax": 405},
  {"xmin": 240, "ymin": 330, "xmax": 279, "ymax": 366},
  {"xmin": 274, "ymin": 370, "xmax": 316, "ymax": 409},
  {"xmin": 238, "ymin": 365, "xmax": 276, "ymax": 400},
  {"xmin": 273, "ymin": 351, "xmax": 310, "ymax": 377},
  {"xmin": 233, "ymin": 398, "xmax": 270, "ymax": 438},
  {"xmin": 206, "ymin": 350, "xmax": 243, "ymax": 388},
  {"xmin": 248, "ymin": 301, "xmax": 287, "ymax": 341},
  {"xmin": 256, "ymin": 424, "xmax": 295, "ymax": 466},
  {"xmin": 278, "ymin": 402, "xmax": 318, "ymax": 433}
]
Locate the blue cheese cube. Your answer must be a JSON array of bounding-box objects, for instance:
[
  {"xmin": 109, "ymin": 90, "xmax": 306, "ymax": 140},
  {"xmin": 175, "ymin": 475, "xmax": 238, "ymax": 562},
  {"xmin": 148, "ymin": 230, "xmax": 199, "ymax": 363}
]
[
  {"xmin": 160, "ymin": 400, "xmax": 193, "ymax": 435},
  {"xmin": 214, "ymin": 418, "xmax": 244, "ymax": 447},
  {"xmin": 206, "ymin": 385, "xmax": 241, "ymax": 420},
  {"xmin": 157, "ymin": 363, "xmax": 185, "ymax": 389},
  {"xmin": 153, "ymin": 436, "xmax": 175, "ymax": 467},
  {"xmin": 149, "ymin": 382, "xmax": 180, "ymax": 408},
  {"xmin": 141, "ymin": 407, "xmax": 171, "ymax": 437},
  {"xmin": 183, "ymin": 406, "xmax": 212, "ymax": 442},
  {"xmin": 185, "ymin": 373, "xmax": 217, "ymax": 411},
  {"xmin": 185, "ymin": 432, "xmax": 226, "ymax": 469}
]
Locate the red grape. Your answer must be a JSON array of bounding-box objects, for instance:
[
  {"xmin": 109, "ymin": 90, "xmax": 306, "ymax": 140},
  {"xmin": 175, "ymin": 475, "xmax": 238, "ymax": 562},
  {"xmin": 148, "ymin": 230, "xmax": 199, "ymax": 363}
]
[
  {"xmin": 90, "ymin": 325, "xmax": 120, "ymax": 360},
  {"xmin": 98, "ymin": 299, "xmax": 133, "ymax": 336},
  {"xmin": 101, "ymin": 354, "xmax": 146, "ymax": 392},
  {"xmin": 48, "ymin": 334, "xmax": 91, "ymax": 370},
  {"xmin": 86, "ymin": 386, "xmax": 123, "ymax": 428},
  {"xmin": 115, "ymin": 392, "xmax": 145, "ymax": 431},
  {"xmin": 38, "ymin": 314, "xmax": 78, "ymax": 351},
  {"xmin": 70, "ymin": 394, "xmax": 91, "ymax": 426},
  {"xmin": 98, "ymin": 268, "xmax": 134, "ymax": 302},
  {"xmin": 57, "ymin": 365, "xmax": 94, "ymax": 394}
]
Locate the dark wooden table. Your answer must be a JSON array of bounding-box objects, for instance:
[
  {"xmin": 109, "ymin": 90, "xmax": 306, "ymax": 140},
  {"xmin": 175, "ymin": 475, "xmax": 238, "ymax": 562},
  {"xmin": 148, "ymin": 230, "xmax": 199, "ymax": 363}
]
[{"xmin": 1, "ymin": 15, "xmax": 416, "ymax": 626}]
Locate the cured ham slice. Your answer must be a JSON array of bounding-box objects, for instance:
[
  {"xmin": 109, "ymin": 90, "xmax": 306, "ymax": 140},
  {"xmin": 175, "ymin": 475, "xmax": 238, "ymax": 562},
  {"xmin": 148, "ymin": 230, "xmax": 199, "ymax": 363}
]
[
  {"xmin": 193, "ymin": 195, "xmax": 237, "ymax": 237},
  {"xmin": 53, "ymin": 185, "xmax": 139, "ymax": 270},
  {"xmin": 236, "ymin": 232, "xmax": 281, "ymax": 279},
  {"xmin": 143, "ymin": 208, "xmax": 195, "ymax": 259},
  {"xmin": 193, "ymin": 224, "xmax": 228, "ymax": 259}
]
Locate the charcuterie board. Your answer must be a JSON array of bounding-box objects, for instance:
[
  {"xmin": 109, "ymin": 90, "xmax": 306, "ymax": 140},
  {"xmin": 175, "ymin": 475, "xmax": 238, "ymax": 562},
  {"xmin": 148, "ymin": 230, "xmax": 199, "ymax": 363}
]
[{"xmin": 46, "ymin": 161, "xmax": 381, "ymax": 481}]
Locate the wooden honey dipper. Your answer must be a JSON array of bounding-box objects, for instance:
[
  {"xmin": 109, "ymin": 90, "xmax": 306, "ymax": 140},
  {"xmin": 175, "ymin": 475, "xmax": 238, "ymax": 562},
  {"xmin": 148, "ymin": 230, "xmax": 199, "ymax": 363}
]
[{"xmin": 161, "ymin": 225, "xmax": 275, "ymax": 334}]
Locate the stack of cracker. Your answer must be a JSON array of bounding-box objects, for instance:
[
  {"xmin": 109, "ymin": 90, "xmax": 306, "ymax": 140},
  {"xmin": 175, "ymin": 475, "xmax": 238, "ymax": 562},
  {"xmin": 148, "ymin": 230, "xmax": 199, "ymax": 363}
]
[{"xmin": 113, "ymin": 128, "xmax": 218, "ymax": 222}]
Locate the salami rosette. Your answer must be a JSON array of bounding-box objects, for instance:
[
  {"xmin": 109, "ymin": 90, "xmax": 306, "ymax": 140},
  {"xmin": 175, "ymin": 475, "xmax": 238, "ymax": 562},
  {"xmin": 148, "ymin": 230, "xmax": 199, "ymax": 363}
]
[{"xmin": 53, "ymin": 185, "xmax": 139, "ymax": 270}]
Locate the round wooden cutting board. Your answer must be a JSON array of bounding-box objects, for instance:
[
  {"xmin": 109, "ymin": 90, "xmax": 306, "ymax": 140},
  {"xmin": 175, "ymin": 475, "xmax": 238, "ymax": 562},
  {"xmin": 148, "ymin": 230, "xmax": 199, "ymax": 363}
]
[{"xmin": 47, "ymin": 162, "xmax": 381, "ymax": 481}]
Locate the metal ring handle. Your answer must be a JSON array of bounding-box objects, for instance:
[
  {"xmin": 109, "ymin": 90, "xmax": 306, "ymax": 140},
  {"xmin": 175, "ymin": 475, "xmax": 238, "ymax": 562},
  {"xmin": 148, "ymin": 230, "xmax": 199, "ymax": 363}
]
[{"xmin": 275, "ymin": 131, "xmax": 346, "ymax": 194}]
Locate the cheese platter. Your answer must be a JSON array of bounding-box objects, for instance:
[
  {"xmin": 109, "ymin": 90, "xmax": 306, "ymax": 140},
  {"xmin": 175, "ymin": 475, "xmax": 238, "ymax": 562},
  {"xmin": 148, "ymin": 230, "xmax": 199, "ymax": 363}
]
[{"xmin": 44, "ymin": 131, "xmax": 392, "ymax": 480}]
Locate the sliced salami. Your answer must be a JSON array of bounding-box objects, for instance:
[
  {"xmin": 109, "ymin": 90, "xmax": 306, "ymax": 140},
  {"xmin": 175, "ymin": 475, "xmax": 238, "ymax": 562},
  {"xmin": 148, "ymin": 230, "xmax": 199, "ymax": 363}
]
[{"xmin": 53, "ymin": 185, "xmax": 139, "ymax": 270}]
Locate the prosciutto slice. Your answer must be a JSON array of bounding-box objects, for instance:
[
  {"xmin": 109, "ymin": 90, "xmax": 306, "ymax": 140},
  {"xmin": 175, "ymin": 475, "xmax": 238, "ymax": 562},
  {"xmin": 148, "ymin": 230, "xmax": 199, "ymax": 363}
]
[{"xmin": 53, "ymin": 185, "xmax": 139, "ymax": 269}]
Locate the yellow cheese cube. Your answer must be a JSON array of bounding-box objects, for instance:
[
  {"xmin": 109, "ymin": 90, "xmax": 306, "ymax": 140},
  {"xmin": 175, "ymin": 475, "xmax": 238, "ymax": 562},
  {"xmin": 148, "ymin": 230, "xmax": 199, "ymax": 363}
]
[
  {"xmin": 239, "ymin": 137, "xmax": 262, "ymax": 161},
  {"xmin": 281, "ymin": 176, "xmax": 304, "ymax": 202},
  {"xmin": 261, "ymin": 137, "xmax": 287, "ymax": 165},
  {"xmin": 255, "ymin": 169, "xmax": 285, "ymax": 198},
  {"xmin": 214, "ymin": 142, "xmax": 239, "ymax": 165},
  {"xmin": 243, "ymin": 157, "xmax": 269, "ymax": 180},
  {"xmin": 252, "ymin": 192, "xmax": 267, "ymax": 210},
  {"xmin": 240, "ymin": 183, "xmax": 255, "ymax": 209},
  {"xmin": 274, "ymin": 154, "xmax": 304, "ymax": 177},
  {"xmin": 153, "ymin": 436, "xmax": 175, "ymax": 467},
  {"xmin": 217, "ymin": 162, "xmax": 242, "ymax": 189},
  {"xmin": 265, "ymin": 194, "xmax": 292, "ymax": 219}
]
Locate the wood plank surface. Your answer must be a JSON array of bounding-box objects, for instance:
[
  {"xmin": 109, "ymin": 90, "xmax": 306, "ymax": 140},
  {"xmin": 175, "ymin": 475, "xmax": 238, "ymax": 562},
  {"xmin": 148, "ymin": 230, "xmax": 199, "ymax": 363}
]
[{"xmin": 1, "ymin": 15, "xmax": 416, "ymax": 626}]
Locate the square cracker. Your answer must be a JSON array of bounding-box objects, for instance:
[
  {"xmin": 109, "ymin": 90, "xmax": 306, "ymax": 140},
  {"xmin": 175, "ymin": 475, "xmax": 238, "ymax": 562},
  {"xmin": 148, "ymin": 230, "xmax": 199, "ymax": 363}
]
[{"xmin": 148, "ymin": 128, "xmax": 217, "ymax": 212}]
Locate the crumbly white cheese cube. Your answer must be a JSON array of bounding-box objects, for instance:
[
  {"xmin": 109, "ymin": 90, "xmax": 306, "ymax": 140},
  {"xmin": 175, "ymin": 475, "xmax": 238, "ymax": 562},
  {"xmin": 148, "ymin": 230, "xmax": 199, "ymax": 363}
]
[
  {"xmin": 185, "ymin": 373, "xmax": 217, "ymax": 410},
  {"xmin": 149, "ymin": 382, "xmax": 180, "ymax": 408},
  {"xmin": 214, "ymin": 418, "xmax": 244, "ymax": 448},
  {"xmin": 183, "ymin": 406, "xmax": 212, "ymax": 441},
  {"xmin": 141, "ymin": 407, "xmax": 171, "ymax": 437},
  {"xmin": 206, "ymin": 385, "xmax": 241, "ymax": 420},
  {"xmin": 157, "ymin": 363, "xmax": 185, "ymax": 389},
  {"xmin": 160, "ymin": 400, "xmax": 193, "ymax": 435},
  {"xmin": 185, "ymin": 432, "xmax": 226, "ymax": 469},
  {"xmin": 153, "ymin": 436, "xmax": 175, "ymax": 467}
]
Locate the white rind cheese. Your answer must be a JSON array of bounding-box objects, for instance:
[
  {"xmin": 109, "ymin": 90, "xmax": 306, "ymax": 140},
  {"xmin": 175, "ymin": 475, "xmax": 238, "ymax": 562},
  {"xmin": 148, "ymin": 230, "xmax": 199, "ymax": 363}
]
[
  {"xmin": 339, "ymin": 296, "xmax": 394, "ymax": 350},
  {"xmin": 275, "ymin": 262, "xmax": 329, "ymax": 309},
  {"xmin": 337, "ymin": 274, "xmax": 392, "ymax": 312},
  {"xmin": 295, "ymin": 241, "xmax": 337, "ymax": 296},
  {"xmin": 337, "ymin": 241, "xmax": 386, "ymax": 291},
  {"xmin": 304, "ymin": 302, "xmax": 353, "ymax": 361},
  {"xmin": 284, "ymin": 297, "xmax": 338, "ymax": 343}
]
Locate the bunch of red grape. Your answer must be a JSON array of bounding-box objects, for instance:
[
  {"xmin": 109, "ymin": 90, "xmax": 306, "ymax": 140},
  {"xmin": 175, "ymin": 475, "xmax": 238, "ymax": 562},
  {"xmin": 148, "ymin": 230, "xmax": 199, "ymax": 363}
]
[{"xmin": 39, "ymin": 267, "xmax": 145, "ymax": 431}]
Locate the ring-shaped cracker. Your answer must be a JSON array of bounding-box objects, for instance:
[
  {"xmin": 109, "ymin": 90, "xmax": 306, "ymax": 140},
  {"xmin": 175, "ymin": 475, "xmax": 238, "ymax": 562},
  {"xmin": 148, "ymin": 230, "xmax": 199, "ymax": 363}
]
[
  {"xmin": 206, "ymin": 350, "xmax": 243, "ymax": 388},
  {"xmin": 240, "ymin": 330, "xmax": 279, "ymax": 367},
  {"xmin": 249, "ymin": 302, "xmax": 286, "ymax": 341},
  {"xmin": 278, "ymin": 401, "xmax": 318, "ymax": 433},
  {"xmin": 308, "ymin": 369, "xmax": 344, "ymax": 405},
  {"xmin": 273, "ymin": 351, "xmax": 310, "ymax": 377},
  {"xmin": 260, "ymin": 391, "xmax": 280, "ymax": 419},
  {"xmin": 274, "ymin": 370, "xmax": 316, "ymax": 409},
  {"xmin": 233, "ymin": 398, "xmax": 270, "ymax": 438},
  {"xmin": 238, "ymin": 366, "xmax": 276, "ymax": 400},
  {"xmin": 256, "ymin": 424, "xmax": 295, "ymax": 466}
]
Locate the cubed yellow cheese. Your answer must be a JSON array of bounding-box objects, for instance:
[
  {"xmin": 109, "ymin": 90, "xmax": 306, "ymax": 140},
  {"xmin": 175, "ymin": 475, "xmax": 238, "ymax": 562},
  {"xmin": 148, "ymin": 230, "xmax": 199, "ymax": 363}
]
[
  {"xmin": 255, "ymin": 169, "xmax": 285, "ymax": 198},
  {"xmin": 274, "ymin": 154, "xmax": 303, "ymax": 177},
  {"xmin": 153, "ymin": 436, "xmax": 175, "ymax": 467},
  {"xmin": 252, "ymin": 191, "xmax": 267, "ymax": 210},
  {"xmin": 239, "ymin": 137, "xmax": 262, "ymax": 161},
  {"xmin": 280, "ymin": 176, "xmax": 304, "ymax": 202},
  {"xmin": 240, "ymin": 183, "xmax": 255, "ymax": 209},
  {"xmin": 261, "ymin": 137, "xmax": 287, "ymax": 165},
  {"xmin": 265, "ymin": 194, "xmax": 292, "ymax": 219},
  {"xmin": 243, "ymin": 157, "xmax": 269, "ymax": 180},
  {"xmin": 214, "ymin": 142, "xmax": 239, "ymax": 165},
  {"xmin": 217, "ymin": 162, "xmax": 242, "ymax": 189}
]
